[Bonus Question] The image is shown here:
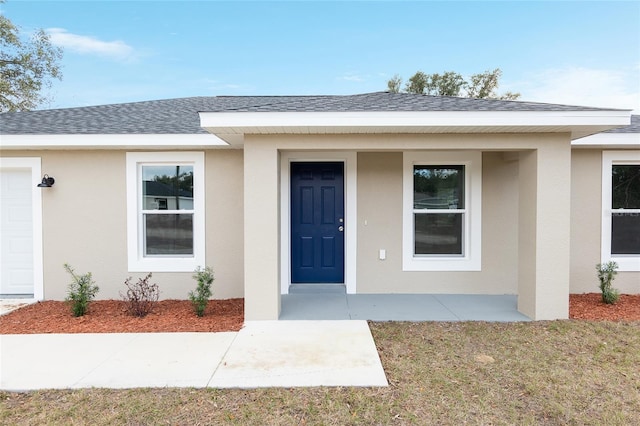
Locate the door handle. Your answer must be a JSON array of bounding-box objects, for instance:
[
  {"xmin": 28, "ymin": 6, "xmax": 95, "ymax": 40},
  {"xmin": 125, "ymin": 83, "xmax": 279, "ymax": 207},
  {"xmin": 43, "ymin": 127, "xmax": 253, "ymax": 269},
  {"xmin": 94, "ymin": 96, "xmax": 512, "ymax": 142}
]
[{"xmin": 338, "ymin": 226, "xmax": 344, "ymax": 232}]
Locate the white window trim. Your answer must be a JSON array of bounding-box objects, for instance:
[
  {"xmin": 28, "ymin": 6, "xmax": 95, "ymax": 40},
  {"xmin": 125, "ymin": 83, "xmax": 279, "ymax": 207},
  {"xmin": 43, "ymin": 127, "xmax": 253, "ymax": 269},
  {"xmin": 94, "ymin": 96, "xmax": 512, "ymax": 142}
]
[
  {"xmin": 403, "ymin": 151, "xmax": 482, "ymax": 271},
  {"xmin": 126, "ymin": 152, "xmax": 205, "ymax": 272},
  {"xmin": 601, "ymin": 150, "xmax": 640, "ymax": 271},
  {"xmin": 280, "ymin": 152, "xmax": 357, "ymax": 294},
  {"xmin": 0, "ymin": 157, "xmax": 44, "ymax": 300}
]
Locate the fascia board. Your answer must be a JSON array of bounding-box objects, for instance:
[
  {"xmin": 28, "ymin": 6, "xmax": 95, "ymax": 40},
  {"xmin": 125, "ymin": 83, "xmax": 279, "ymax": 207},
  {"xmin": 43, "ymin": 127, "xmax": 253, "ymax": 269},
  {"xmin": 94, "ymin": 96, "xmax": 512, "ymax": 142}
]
[
  {"xmin": 572, "ymin": 132, "xmax": 640, "ymax": 148},
  {"xmin": 199, "ymin": 110, "xmax": 631, "ymax": 130},
  {"xmin": 0, "ymin": 133, "xmax": 229, "ymax": 149}
]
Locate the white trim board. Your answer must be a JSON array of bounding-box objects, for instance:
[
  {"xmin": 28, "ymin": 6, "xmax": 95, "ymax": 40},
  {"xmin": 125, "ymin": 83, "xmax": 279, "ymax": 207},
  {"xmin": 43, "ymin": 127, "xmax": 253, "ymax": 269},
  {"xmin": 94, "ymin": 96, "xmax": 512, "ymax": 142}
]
[
  {"xmin": 280, "ymin": 152, "xmax": 357, "ymax": 294},
  {"xmin": 200, "ymin": 110, "xmax": 630, "ymax": 141},
  {"xmin": 572, "ymin": 133, "xmax": 640, "ymax": 148},
  {"xmin": 402, "ymin": 151, "xmax": 482, "ymax": 271},
  {"xmin": 125, "ymin": 152, "xmax": 206, "ymax": 272},
  {"xmin": 1, "ymin": 134, "xmax": 229, "ymax": 149},
  {"xmin": 601, "ymin": 150, "xmax": 640, "ymax": 271},
  {"xmin": 201, "ymin": 110, "xmax": 629, "ymax": 128}
]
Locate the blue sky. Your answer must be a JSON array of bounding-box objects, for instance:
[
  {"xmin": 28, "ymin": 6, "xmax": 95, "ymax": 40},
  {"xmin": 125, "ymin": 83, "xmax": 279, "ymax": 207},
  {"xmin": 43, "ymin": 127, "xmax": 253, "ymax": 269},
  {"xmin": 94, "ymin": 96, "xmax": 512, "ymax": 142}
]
[{"xmin": 3, "ymin": 0, "xmax": 639, "ymax": 111}]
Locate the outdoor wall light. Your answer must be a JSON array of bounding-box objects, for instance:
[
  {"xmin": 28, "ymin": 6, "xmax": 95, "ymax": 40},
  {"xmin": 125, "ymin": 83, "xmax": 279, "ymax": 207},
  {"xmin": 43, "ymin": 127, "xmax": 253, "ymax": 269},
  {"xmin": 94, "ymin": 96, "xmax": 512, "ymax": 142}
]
[{"xmin": 37, "ymin": 174, "xmax": 55, "ymax": 188}]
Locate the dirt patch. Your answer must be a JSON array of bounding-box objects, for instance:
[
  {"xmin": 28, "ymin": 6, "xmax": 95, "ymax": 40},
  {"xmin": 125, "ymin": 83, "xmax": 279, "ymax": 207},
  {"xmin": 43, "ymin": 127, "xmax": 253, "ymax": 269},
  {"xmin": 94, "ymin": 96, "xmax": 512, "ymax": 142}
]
[
  {"xmin": 0, "ymin": 299, "xmax": 243, "ymax": 334},
  {"xmin": 569, "ymin": 293, "xmax": 640, "ymax": 321}
]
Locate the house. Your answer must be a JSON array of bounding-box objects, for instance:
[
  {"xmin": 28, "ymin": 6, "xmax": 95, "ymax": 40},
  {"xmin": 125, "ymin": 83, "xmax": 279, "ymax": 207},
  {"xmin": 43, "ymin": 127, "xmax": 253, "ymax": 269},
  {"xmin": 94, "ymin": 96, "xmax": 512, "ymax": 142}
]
[{"xmin": 1, "ymin": 92, "xmax": 638, "ymax": 320}]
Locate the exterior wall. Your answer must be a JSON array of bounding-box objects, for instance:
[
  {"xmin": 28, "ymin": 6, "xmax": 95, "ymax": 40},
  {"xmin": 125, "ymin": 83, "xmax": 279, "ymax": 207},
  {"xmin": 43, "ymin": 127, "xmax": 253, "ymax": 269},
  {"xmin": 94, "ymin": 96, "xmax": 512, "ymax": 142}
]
[
  {"xmin": 356, "ymin": 151, "xmax": 519, "ymax": 294},
  {"xmin": 0, "ymin": 149, "xmax": 244, "ymax": 300},
  {"xmin": 3, "ymin": 131, "xmax": 579, "ymax": 320},
  {"xmin": 243, "ymin": 142, "xmax": 281, "ymax": 320},
  {"xmin": 570, "ymin": 149, "xmax": 602, "ymax": 294},
  {"xmin": 517, "ymin": 139, "xmax": 572, "ymax": 320},
  {"xmin": 570, "ymin": 149, "xmax": 640, "ymax": 294},
  {"xmin": 241, "ymin": 133, "xmax": 572, "ymax": 320}
]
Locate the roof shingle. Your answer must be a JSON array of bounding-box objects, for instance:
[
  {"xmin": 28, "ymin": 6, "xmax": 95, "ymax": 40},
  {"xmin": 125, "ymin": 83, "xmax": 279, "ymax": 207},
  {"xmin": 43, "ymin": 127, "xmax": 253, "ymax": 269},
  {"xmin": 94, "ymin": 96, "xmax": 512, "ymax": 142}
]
[{"xmin": 0, "ymin": 91, "xmax": 630, "ymax": 135}]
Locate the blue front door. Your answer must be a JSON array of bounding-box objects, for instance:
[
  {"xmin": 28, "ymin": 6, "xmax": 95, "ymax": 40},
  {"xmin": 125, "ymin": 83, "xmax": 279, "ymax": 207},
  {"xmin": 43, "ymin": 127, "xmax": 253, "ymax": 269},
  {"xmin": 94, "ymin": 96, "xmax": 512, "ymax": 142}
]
[{"xmin": 291, "ymin": 162, "xmax": 345, "ymax": 283}]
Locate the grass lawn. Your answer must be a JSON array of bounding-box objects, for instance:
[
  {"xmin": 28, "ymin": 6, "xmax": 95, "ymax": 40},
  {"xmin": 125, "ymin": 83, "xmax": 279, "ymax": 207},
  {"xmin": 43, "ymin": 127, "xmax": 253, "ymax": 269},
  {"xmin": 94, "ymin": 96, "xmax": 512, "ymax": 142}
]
[{"xmin": 2, "ymin": 320, "xmax": 639, "ymax": 425}]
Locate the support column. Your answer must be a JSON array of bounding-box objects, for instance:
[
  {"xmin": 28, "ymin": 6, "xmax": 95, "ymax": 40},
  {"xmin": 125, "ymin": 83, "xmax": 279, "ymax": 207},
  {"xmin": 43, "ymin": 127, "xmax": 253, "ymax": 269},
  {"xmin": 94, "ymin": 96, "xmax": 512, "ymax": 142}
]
[
  {"xmin": 243, "ymin": 141, "xmax": 281, "ymax": 320},
  {"xmin": 518, "ymin": 140, "xmax": 571, "ymax": 320}
]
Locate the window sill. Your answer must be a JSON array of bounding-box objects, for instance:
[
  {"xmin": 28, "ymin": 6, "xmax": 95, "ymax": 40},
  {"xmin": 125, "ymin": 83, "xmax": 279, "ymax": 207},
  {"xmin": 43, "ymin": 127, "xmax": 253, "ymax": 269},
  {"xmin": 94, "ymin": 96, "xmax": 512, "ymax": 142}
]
[
  {"xmin": 606, "ymin": 256, "xmax": 640, "ymax": 272},
  {"xmin": 128, "ymin": 257, "xmax": 203, "ymax": 273}
]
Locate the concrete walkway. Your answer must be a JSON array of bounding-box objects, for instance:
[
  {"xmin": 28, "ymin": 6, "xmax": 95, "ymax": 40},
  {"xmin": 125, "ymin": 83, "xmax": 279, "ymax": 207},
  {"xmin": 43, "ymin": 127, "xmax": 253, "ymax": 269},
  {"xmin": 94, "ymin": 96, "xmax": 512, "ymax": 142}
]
[
  {"xmin": 1, "ymin": 293, "xmax": 528, "ymax": 391},
  {"xmin": 0, "ymin": 321, "xmax": 388, "ymax": 391},
  {"xmin": 0, "ymin": 298, "xmax": 35, "ymax": 316}
]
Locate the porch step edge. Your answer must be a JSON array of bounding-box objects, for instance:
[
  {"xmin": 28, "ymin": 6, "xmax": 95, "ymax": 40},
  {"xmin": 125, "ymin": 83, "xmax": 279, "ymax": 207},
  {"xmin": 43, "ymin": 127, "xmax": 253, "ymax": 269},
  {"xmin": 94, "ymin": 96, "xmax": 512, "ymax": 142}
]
[{"xmin": 288, "ymin": 284, "xmax": 346, "ymax": 294}]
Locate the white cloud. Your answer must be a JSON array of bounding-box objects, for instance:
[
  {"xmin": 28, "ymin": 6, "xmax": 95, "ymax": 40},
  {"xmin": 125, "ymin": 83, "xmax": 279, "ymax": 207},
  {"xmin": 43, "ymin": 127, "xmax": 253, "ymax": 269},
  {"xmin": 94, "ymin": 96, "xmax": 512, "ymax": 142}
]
[
  {"xmin": 520, "ymin": 66, "xmax": 640, "ymax": 113},
  {"xmin": 202, "ymin": 79, "xmax": 244, "ymax": 92},
  {"xmin": 338, "ymin": 72, "xmax": 366, "ymax": 82},
  {"xmin": 46, "ymin": 28, "xmax": 135, "ymax": 61}
]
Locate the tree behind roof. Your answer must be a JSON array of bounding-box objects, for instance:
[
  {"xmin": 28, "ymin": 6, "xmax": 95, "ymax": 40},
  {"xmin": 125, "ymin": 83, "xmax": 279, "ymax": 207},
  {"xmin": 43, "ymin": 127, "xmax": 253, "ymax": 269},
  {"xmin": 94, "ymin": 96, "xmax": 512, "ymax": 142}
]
[{"xmin": 387, "ymin": 68, "xmax": 520, "ymax": 100}]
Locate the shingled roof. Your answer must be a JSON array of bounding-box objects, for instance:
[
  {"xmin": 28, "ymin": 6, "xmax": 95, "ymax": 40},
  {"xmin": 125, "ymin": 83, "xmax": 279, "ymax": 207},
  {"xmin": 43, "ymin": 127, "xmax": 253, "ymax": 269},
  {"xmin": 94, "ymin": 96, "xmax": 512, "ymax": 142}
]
[
  {"xmin": 604, "ymin": 114, "xmax": 639, "ymax": 133},
  {"xmin": 0, "ymin": 92, "xmax": 624, "ymax": 135}
]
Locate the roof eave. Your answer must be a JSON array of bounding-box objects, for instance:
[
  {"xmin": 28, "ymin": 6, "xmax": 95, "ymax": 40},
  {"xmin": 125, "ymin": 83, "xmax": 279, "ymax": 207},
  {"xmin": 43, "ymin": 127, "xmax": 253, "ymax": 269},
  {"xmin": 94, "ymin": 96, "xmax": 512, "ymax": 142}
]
[
  {"xmin": 0, "ymin": 133, "xmax": 230, "ymax": 150},
  {"xmin": 571, "ymin": 132, "xmax": 640, "ymax": 149},
  {"xmin": 199, "ymin": 110, "xmax": 631, "ymax": 145}
]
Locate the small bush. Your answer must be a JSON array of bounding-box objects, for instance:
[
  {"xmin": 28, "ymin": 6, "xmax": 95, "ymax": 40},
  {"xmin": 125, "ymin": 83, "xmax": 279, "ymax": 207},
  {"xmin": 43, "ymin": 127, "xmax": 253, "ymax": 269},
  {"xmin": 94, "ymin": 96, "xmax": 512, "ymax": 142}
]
[
  {"xmin": 64, "ymin": 263, "xmax": 99, "ymax": 317},
  {"xmin": 121, "ymin": 272, "xmax": 159, "ymax": 317},
  {"xmin": 596, "ymin": 261, "xmax": 620, "ymax": 304},
  {"xmin": 189, "ymin": 266, "xmax": 214, "ymax": 317}
]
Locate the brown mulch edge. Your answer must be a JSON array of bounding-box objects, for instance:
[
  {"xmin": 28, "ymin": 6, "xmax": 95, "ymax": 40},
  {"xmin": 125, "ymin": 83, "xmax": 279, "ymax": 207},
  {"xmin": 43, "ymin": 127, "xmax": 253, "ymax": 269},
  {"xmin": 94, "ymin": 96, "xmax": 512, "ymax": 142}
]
[
  {"xmin": 1, "ymin": 294, "xmax": 639, "ymax": 335},
  {"xmin": 569, "ymin": 293, "xmax": 640, "ymax": 322},
  {"xmin": 0, "ymin": 299, "xmax": 244, "ymax": 334}
]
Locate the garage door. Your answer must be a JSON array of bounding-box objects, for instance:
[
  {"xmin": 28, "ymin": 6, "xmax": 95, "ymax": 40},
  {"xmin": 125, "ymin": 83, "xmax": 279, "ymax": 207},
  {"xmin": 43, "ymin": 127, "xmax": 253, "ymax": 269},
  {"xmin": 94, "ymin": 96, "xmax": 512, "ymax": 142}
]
[{"xmin": 0, "ymin": 168, "xmax": 34, "ymax": 296}]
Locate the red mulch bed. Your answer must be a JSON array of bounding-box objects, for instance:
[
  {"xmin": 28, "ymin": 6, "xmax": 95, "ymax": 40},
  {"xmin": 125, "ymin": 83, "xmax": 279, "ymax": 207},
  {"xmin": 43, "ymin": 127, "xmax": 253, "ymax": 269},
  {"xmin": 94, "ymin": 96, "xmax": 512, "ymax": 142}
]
[
  {"xmin": 569, "ymin": 293, "xmax": 640, "ymax": 322},
  {"xmin": 1, "ymin": 294, "xmax": 638, "ymax": 335},
  {"xmin": 0, "ymin": 299, "xmax": 244, "ymax": 334}
]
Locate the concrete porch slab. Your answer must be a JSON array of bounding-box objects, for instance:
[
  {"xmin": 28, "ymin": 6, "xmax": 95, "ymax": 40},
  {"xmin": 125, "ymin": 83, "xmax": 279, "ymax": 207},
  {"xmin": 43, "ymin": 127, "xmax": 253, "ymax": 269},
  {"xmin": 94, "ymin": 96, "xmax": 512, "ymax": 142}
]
[
  {"xmin": 433, "ymin": 294, "xmax": 531, "ymax": 321},
  {"xmin": 348, "ymin": 294, "xmax": 458, "ymax": 321},
  {"xmin": 281, "ymin": 293, "xmax": 531, "ymax": 322}
]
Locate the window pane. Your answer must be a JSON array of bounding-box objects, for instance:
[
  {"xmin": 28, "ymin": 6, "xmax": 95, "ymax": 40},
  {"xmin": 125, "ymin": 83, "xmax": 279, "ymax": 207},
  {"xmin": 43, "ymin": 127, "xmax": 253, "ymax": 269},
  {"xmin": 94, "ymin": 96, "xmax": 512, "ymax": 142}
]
[
  {"xmin": 612, "ymin": 165, "xmax": 640, "ymax": 209},
  {"xmin": 414, "ymin": 166, "xmax": 464, "ymax": 209},
  {"xmin": 415, "ymin": 213, "xmax": 463, "ymax": 255},
  {"xmin": 612, "ymin": 213, "xmax": 640, "ymax": 254},
  {"xmin": 142, "ymin": 165, "xmax": 194, "ymax": 210},
  {"xmin": 144, "ymin": 214, "xmax": 193, "ymax": 255}
]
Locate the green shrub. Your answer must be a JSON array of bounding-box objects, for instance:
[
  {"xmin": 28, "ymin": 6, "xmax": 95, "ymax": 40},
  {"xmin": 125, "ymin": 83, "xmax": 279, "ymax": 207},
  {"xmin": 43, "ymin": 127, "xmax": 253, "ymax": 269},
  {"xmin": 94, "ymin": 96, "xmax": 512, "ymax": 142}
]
[
  {"xmin": 189, "ymin": 266, "xmax": 214, "ymax": 317},
  {"xmin": 64, "ymin": 263, "xmax": 99, "ymax": 317},
  {"xmin": 121, "ymin": 273, "xmax": 159, "ymax": 317},
  {"xmin": 596, "ymin": 261, "xmax": 620, "ymax": 304}
]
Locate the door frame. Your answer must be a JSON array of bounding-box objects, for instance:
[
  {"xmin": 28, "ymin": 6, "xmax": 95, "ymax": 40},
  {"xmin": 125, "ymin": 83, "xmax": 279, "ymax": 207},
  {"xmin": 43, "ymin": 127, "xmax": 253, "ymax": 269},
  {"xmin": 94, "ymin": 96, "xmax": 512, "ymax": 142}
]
[
  {"xmin": 0, "ymin": 157, "xmax": 44, "ymax": 300},
  {"xmin": 280, "ymin": 151, "xmax": 357, "ymax": 294}
]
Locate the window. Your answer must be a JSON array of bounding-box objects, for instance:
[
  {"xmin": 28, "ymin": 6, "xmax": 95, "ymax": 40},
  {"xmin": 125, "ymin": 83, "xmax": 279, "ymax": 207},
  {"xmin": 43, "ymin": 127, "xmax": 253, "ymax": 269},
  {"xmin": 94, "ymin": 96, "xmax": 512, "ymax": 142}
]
[
  {"xmin": 126, "ymin": 152, "xmax": 205, "ymax": 272},
  {"xmin": 403, "ymin": 152, "xmax": 481, "ymax": 271},
  {"xmin": 602, "ymin": 151, "xmax": 640, "ymax": 271}
]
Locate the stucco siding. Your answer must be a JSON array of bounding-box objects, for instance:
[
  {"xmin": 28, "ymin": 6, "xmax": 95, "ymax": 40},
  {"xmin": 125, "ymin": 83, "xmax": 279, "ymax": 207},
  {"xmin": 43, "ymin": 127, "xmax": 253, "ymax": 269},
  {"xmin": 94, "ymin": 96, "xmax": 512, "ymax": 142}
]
[
  {"xmin": 355, "ymin": 151, "xmax": 519, "ymax": 294},
  {"xmin": 570, "ymin": 149, "xmax": 640, "ymax": 294},
  {"xmin": 1, "ymin": 149, "xmax": 244, "ymax": 300},
  {"xmin": 517, "ymin": 139, "xmax": 572, "ymax": 319},
  {"xmin": 570, "ymin": 150, "xmax": 602, "ymax": 294},
  {"xmin": 205, "ymin": 149, "xmax": 245, "ymax": 299}
]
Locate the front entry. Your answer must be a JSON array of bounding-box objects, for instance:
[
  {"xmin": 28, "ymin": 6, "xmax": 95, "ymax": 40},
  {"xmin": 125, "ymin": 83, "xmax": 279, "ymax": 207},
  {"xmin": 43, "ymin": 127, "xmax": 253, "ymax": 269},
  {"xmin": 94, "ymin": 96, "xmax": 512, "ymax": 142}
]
[{"xmin": 290, "ymin": 162, "xmax": 345, "ymax": 283}]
